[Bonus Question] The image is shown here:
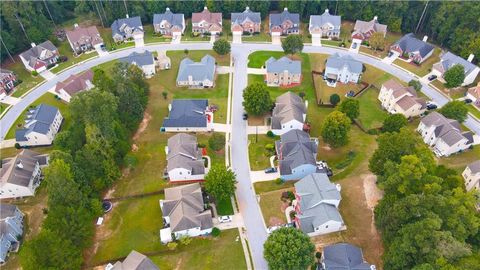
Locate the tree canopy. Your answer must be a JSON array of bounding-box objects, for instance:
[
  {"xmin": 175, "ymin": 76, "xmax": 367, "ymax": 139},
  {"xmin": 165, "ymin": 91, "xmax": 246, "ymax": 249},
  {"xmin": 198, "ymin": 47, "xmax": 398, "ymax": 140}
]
[
  {"xmin": 320, "ymin": 111, "xmax": 351, "ymax": 148},
  {"xmin": 408, "ymin": 80, "xmax": 422, "ymax": 91},
  {"xmin": 281, "ymin": 35, "xmax": 304, "ymax": 55},
  {"xmin": 213, "ymin": 38, "xmax": 231, "ymax": 55},
  {"xmin": 329, "ymin": 94, "xmax": 341, "ymax": 106},
  {"xmin": 382, "ymin": 113, "xmax": 408, "ymax": 133},
  {"xmin": 369, "ymin": 32, "xmax": 385, "ymax": 51},
  {"xmin": 204, "ymin": 165, "xmax": 237, "ymax": 202},
  {"xmin": 439, "ymin": 101, "xmax": 469, "ymax": 123},
  {"xmin": 263, "ymin": 227, "xmax": 315, "ymax": 270},
  {"xmin": 242, "ymin": 82, "xmax": 272, "ymax": 116},
  {"xmin": 338, "ymin": 98, "xmax": 360, "ymax": 120},
  {"xmin": 443, "ymin": 64, "xmax": 465, "ymax": 88}
]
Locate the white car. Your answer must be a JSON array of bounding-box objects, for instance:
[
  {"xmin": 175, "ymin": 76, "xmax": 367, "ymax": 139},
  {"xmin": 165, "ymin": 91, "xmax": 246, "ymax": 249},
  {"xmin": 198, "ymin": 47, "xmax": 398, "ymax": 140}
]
[{"xmin": 218, "ymin": 216, "xmax": 232, "ymax": 223}]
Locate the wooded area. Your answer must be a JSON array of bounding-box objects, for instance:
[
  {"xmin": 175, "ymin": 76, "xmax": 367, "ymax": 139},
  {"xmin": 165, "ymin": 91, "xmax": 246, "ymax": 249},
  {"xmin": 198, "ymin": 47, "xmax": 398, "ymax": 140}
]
[{"xmin": 1, "ymin": 1, "xmax": 479, "ymax": 64}]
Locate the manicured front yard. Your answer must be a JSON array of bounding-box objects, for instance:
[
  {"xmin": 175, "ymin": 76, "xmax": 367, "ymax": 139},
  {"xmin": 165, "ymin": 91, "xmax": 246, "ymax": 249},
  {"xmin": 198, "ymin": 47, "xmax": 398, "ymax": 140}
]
[
  {"xmin": 438, "ymin": 146, "xmax": 480, "ymax": 173},
  {"xmin": 0, "ymin": 60, "xmax": 45, "ymax": 98},
  {"xmin": 50, "ymin": 41, "xmax": 98, "ymax": 73},
  {"xmin": 467, "ymin": 104, "xmax": 480, "ymax": 119},
  {"xmin": 248, "ymin": 134, "xmax": 276, "ymax": 170},
  {"xmin": 393, "ymin": 48, "xmax": 441, "ymax": 77},
  {"xmin": 430, "ymin": 79, "xmax": 467, "ymax": 99},
  {"xmin": 248, "ymin": 51, "xmax": 286, "ymax": 68},
  {"xmin": 216, "ymin": 197, "xmax": 234, "ymax": 216},
  {"xmin": 258, "ymin": 188, "xmax": 292, "ymax": 227},
  {"xmin": 356, "ymin": 86, "xmax": 389, "ymax": 130}
]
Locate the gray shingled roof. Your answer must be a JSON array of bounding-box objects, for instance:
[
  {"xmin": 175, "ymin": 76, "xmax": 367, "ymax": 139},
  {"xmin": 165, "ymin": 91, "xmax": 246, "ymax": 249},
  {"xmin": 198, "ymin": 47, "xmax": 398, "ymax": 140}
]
[
  {"xmin": 467, "ymin": 160, "xmax": 480, "ymax": 174},
  {"xmin": 295, "ymin": 173, "xmax": 341, "ymax": 208},
  {"xmin": 16, "ymin": 104, "xmax": 60, "ymax": 141},
  {"xmin": 269, "ymin": 9, "xmax": 299, "ymax": 29},
  {"xmin": 326, "ymin": 53, "xmax": 363, "ymax": 74},
  {"xmin": 177, "ymin": 55, "xmax": 215, "ymax": 83},
  {"xmin": 266, "ymin": 56, "xmax": 301, "ymax": 74},
  {"xmin": 420, "ymin": 112, "xmax": 471, "ymax": 147},
  {"xmin": 353, "ymin": 17, "xmax": 387, "ymax": 36},
  {"xmin": 438, "ymin": 52, "xmax": 478, "ymax": 76},
  {"xmin": 153, "ymin": 8, "xmax": 184, "ymax": 28},
  {"xmin": 162, "ymin": 99, "xmax": 208, "ymax": 128},
  {"xmin": 297, "ymin": 203, "xmax": 343, "ymax": 234},
  {"xmin": 111, "ymin": 16, "xmax": 143, "ymax": 36},
  {"xmin": 393, "ymin": 33, "xmax": 434, "ymax": 58},
  {"xmin": 0, "ymin": 204, "xmax": 19, "ymax": 219},
  {"xmin": 323, "ymin": 243, "xmax": 373, "ymax": 270},
  {"xmin": 271, "ymin": 92, "xmax": 306, "ymax": 129},
  {"xmin": 167, "ymin": 133, "xmax": 205, "ymax": 175},
  {"xmin": 276, "ymin": 130, "xmax": 317, "ymax": 175},
  {"xmin": 19, "ymin": 41, "xmax": 57, "ymax": 69},
  {"xmin": 120, "ymin": 51, "xmax": 154, "ymax": 67},
  {"xmin": 231, "ymin": 7, "xmax": 261, "ymax": 24},
  {"xmin": 0, "ymin": 150, "xmax": 45, "ymax": 188},
  {"xmin": 110, "ymin": 250, "xmax": 159, "ymax": 270},
  {"xmin": 309, "ymin": 9, "xmax": 341, "ymax": 31}
]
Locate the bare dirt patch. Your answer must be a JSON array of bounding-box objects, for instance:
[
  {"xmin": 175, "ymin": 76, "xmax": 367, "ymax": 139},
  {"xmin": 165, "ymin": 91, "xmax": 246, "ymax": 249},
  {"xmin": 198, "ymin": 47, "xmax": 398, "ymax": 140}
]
[
  {"xmin": 132, "ymin": 112, "xmax": 152, "ymax": 141},
  {"xmin": 268, "ymin": 217, "xmax": 284, "ymax": 227},
  {"xmin": 362, "ymin": 174, "xmax": 383, "ymax": 209}
]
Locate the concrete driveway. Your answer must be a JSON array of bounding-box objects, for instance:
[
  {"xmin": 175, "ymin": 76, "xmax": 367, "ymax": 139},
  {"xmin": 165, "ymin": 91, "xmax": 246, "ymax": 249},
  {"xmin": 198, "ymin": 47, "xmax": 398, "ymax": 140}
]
[
  {"xmin": 212, "ymin": 213, "xmax": 244, "ymax": 230},
  {"xmin": 39, "ymin": 70, "xmax": 55, "ymax": 80},
  {"xmin": 250, "ymin": 170, "xmax": 280, "ymax": 182},
  {"xmin": 0, "ymin": 96, "xmax": 20, "ymax": 105}
]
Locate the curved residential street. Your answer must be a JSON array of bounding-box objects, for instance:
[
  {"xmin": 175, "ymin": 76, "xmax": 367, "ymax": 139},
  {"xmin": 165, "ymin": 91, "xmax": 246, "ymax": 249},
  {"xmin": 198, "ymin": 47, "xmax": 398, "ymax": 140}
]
[{"xmin": 1, "ymin": 42, "xmax": 480, "ymax": 270}]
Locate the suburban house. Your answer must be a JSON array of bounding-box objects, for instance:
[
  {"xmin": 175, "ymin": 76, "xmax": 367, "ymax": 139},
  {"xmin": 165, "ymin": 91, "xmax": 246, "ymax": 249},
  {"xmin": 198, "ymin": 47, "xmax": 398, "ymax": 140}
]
[
  {"xmin": 159, "ymin": 183, "xmax": 213, "ymax": 243},
  {"xmin": 269, "ymin": 8, "xmax": 300, "ymax": 35},
  {"xmin": 153, "ymin": 7, "xmax": 186, "ymax": 38},
  {"xmin": 0, "ymin": 204, "xmax": 24, "ymax": 264},
  {"xmin": 324, "ymin": 53, "xmax": 363, "ymax": 86},
  {"xmin": 176, "ymin": 54, "xmax": 216, "ymax": 88},
  {"xmin": 276, "ymin": 130, "xmax": 319, "ymax": 181},
  {"xmin": 309, "ymin": 9, "xmax": 341, "ymax": 41},
  {"xmin": 351, "ymin": 16, "xmax": 387, "ymax": 41},
  {"xmin": 467, "ymin": 82, "xmax": 480, "ymax": 105},
  {"xmin": 105, "ymin": 250, "xmax": 159, "ymax": 270},
  {"xmin": 432, "ymin": 52, "xmax": 480, "ymax": 86},
  {"xmin": 15, "ymin": 104, "xmax": 63, "ymax": 147},
  {"xmin": 192, "ymin": 7, "xmax": 222, "ymax": 35},
  {"xmin": 0, "ymin": 69, "xmax": 17, "ymax": 97},
  {"xmin": 0, "ymin": 149, "xmax": 49, "ymax": 199},
  {"xmin": 231, "ymin": 7, "xmax": 261, "ymax": 34},
  {"xmin": 321, "ymin": 243, "xmax": 375, "ymax": 270},
  {"xmin": 378, "ymin": 79, "xmax": 426, "ymax": 118},
  {"xmin": 390, "ymin": 33, "xmax": 434, "ymax": 64},
  {"xmin": 120, "ymin": 51, "xmax": 156, "ymax": 78},
  {"xmin": 463, "ymin": 160, "xmax": 480, "ymax": 191},
  {"xmin": 54, "ymin": 70, "xmax": 94, "ymax": 102},
  {"xmin": 65, "ymin": 24, "xmax": 103, "ymax": 55},
  {"xmin": 161, "ymin": 99, "xmax": 213, "ymax": 132},
  {"xmin": 265, "ymin": 56, "xmax": 302, "ymax": 87},
  {"xmin": 156, "ymin": 50, "xmax": 171, "ymax": 70},
  {"xmin": 166, "ymin": 133, "xmax": 206, "ymax": 182},
  {"xmin": 19, "ymin": 41, "xmax": 59, "ymax": 72},
  {"xmin": 293, "ymin": 173, "xmax": 345, "ymax": 236},
  {"xmin": 111, "ymin": 15, "xmax": 144, "ymax": 45},
  {"xmin": 417, "ymin": 112, "xmax": 474, "ymax": 157},
  {"xmin": 271, "ymin": 92, "xmax": 307, "ymax": 135}
]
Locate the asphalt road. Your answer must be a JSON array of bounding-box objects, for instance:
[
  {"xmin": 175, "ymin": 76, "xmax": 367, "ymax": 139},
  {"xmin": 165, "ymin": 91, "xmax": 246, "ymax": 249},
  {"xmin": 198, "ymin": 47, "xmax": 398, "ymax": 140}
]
[{"xmin": 2, "ymin": 42, "xmax": 480, "ymax": 270}]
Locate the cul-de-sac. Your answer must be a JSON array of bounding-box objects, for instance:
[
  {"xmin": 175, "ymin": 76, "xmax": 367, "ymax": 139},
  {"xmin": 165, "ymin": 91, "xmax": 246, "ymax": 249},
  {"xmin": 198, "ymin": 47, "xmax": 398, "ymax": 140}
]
[{"xmin": 0, "ymin": 1, "xmax": 479, "ymax": 270}]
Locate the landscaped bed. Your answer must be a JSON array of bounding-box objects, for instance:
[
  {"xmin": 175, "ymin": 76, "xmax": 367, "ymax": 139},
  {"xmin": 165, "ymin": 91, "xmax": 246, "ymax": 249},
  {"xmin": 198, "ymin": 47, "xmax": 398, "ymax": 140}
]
[
  {"xmin": 393, "ymin": 48, "xmax": 441, "ymax": 77},
  {"xmin": 258, "ymin": 187, "xmax": 292, "ymax": 227}
]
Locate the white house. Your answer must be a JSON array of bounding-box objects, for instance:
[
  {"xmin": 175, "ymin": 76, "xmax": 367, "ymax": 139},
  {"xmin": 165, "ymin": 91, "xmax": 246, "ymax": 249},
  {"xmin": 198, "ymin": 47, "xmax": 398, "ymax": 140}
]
[
  {"xmin": 417, "ymin": 112, "xmax": 474, "ymax": 157},
  {"xmin": 0, "ymin": 204, "xmax": 24, "ymax": 264},
  {"xmin": 324, "ymin": 53, "xmax": 363, "ymax": 86},
  {"xmin": 159, "ymin": 183, "xmax": 213, "ymax": 243},
  {"xmin": 54, "ymin": 70, "xmax": 94, "ymax": 102},
  {"xmin": 378, "ymin": 79, "xmax": 426, "ymax": 118},
  {"xmin": 432, "ymin": 52, "xmax": 480, "ymax": 86},
  {"xmin": 166, "ymin": 133, "xmax": 206, "ymax": 182},
  {"xmin": 0, "ymin": 150, "xmax": 48, "ymax": 199},
  {"xmin": 120, "ymin": 51, "xmax": 156, "ymax": 78},
  {"xmin": 293, "ymin": 173, "xmax": 345, "ymax": 236},
  {"xmin": 15, "ymin": 104, "xmax": 63, "ymax": 147},
  {"xmin": 463, "ymin": 160, "xmax": 480, "ymax": 191},
  {"xmin": 271, "ymin": 92, "xmax": 306, "ymax": 135}
]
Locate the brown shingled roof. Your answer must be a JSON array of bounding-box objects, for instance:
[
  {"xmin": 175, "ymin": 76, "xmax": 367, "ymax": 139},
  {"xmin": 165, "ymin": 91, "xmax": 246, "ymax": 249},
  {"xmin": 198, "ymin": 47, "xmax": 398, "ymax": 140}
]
[{"xmin": 55, "ymin": 70, "xmax": 93, "ymax": 96}]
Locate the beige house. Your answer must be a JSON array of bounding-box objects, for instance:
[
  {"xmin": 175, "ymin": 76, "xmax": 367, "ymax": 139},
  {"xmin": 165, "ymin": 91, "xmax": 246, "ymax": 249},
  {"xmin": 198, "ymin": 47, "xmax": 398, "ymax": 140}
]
[
  {"xmin": 463, "ymin": 160, "xmax": 480, "ymax": 191},
  {"xmin": 378, "ymin": 79, "xmax": 426, "ymax": 118},
  {"xmin": 265, "ymin": 56, "xmax": 301, "ymax": 87}
]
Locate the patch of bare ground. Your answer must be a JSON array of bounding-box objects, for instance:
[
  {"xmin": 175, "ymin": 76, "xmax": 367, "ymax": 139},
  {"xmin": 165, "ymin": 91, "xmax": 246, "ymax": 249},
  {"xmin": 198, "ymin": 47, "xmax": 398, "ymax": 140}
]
[
  {"xmin": 132, "ymin": 112, "xmax": 152, "ymax": 141},
  {"xmin": 268, "ymin": 217, "xmax": 284, "ymax": 227}
]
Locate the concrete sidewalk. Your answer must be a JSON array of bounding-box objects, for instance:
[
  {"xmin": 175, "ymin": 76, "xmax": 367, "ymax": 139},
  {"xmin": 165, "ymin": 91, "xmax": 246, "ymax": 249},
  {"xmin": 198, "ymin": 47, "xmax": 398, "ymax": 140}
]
[
  {"xmin": 247, "ymin": 125, "xmax": 270, "ymax": 134},
  {"xmin": 247, "ymin": 68, "xmax": 266, "ymax": 75},
  {"xmin": 213, "ymin": 123, "xmax": 231, "ymax": 133}
]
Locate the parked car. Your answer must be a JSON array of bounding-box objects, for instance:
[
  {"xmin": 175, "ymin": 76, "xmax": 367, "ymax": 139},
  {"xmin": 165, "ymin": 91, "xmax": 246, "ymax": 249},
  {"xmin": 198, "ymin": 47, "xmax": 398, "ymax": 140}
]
[
  {"xmin": 264, "ymin": 167, "xmax": 277, "ymax": 174},
  {"xmin": 242, "ymin": 113, "xmax": 248, "ymax": 120},
  {"xmin": 428, "ymin": 74, "xmax": 437, "ymax": 81},
  {"xmin": 464, "ymin": 98, "xmax": 472, "ymax": 104},
  {"xmin": 426, "ymin": 104, "xmax": 438, "ymax": 110},
  {"xmin": 352, "ymin": 43, "xmax": 358, "ymax": 49},
  {"xmin": 218, "ymin": 216, "xmax": 232, "ymax": 223}
]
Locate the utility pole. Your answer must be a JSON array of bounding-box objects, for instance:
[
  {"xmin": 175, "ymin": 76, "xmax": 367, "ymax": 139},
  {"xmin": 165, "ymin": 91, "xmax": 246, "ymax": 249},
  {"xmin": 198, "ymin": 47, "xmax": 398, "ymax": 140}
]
[
  {"xmin": 14, "ymin": 13, "xmax": 30, "ymax": 43},
  {"xmin": 43, "ymin": 0, "xmax": 57, "ymax": 30},
  {"xmin": 0, "ymin": 37, "xmax": 15, "ymax": 62},
  {"xmin": 415, "ymin": 1, "xmax": 429, "ymax": 34}
]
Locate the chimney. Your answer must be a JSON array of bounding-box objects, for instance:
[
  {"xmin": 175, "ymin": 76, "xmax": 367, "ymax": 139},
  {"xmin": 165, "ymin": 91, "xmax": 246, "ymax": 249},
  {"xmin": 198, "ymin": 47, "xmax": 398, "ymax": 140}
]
[
  {"xmin": 370, "ymin": 266, "xmax": 377, "ymax": 270},
  {"xmin": 284, "ymin": 7, "xmax": 288, "ymax": 11},
  {"xmin": 422, "ymin": 35, "xmax": 428, "ymax": 42},
  {"xmin": 467, "ymin": 54, "xmax": 475, "ymax": 63},
  {"xmin": 325, "ymin": 8, "xmax": 329, "ymax": 13},
  {"xmin": 373, "ymin": 16, "xmax": 378, "ymax": 21},
  {"xmin": 74, "ymin": 23, "xmax": 79, "ymax": 28},
  {"xmin": 336, "ymin": 184, "xmax": 341, "ymax": 192},
  {"xmin": 16, "ymin": 161, "xmax": 24, "ymax": 169},
  {"xmin": 126, "ymin": 14, "xmax": 129, "ymax": 18},
  {"xmin": 31, "ymin": 42, "xmax": 36, "ymax": 48},
  {"xmin": 245, "ymin": 6, "xmax": 250, "ymax": 11},
  {"xmin": 168, "ymin": 104, "xmax": 172, "ymax": 111},
  {"xmin": 204, "ymin": 6, "xmax": 208, "ymax": 10},
  {"xmin": 166, "ymin": 7, "xmax": 170, "ymax": 11},
  {"xmin": 188, "ymin": 75, "xmax": 193, "ymax": 85}
]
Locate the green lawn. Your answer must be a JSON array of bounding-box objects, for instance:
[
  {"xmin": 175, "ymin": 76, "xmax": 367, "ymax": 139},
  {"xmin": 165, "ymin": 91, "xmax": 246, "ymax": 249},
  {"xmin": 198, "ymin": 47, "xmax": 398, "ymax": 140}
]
[
  {"xmin": 216, "ymin": 197, "xmax": 234, "ymax": 216},
  {"xmin": 258, "ymin": 187, "xmax": 292, "ymax": 227},
  {"xmin": 248, "ymin": 134, "xmax": 276, "ymax": 170},
  {"xmin": 248, "ymin": 51, "xmax": 286, "ymax": 68},
  {"xmin": 143, "ymin": 25, "xmax": 173, "ymax": 44},
  {"xmin": 0, "ymin": 103, "xmax": 9, "ymax": 115},
  {"xmin": 359, "ymin": 31, "xmax": 403, "ymax": 59},
  {"xmin": 182, "ymin": 19, "xmax": 212, "ymax": 42},
  {"xmin": 393, "ymin": 48, "xmax": 441, "ymax": 77},
  {"xmin": 254, "ymin": 180, "xmax": 296, "ymax": 195},
  {"xmin": 150, "ymin": 229, "xmax": 246, "ymax": 270},
  {"xmin": 356, "ymin": 87, "xmax": 389, "ymax": 130},
  {"xmin": 50, "ymin": 41, "xmax": 98, "ymax": 73},
  {"xmin": 438, "ymin": 146, "xmax": 480, "ymax": 173},
  {"xmin": 430, "ymin": 79, "xmax": 467, "ymax": 99},
  {"xmin": 4, "ymin": 93, "xmax": 70, "ymax": 140},
  {"xmin": 467, "ymin": 105, "xmax": 480, "ymax": 119},
  {"xmin": 0, "ymin": 61, "xmax": 45, "ymax": 98}
]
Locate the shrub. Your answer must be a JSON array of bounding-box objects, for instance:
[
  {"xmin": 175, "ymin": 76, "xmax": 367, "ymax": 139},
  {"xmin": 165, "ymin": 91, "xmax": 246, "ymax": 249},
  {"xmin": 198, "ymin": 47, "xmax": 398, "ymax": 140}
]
[
  {"xmin": 408, "ymin": 80, "xmax": 422, "ymax": 91},
  {"xmin": 208, "ymin": 133, "xmax": 226, "ymax": 151},
  {"xmin": 211, "ymin": 227, "xmax": 221, "ymax": 237},
  {"xmin": 167, "ymin": 242, "xmax": 178, "ymax": 250},
  {"xmin": 31, "ymin": 70, "xmax": 39, "ymax": 76},
  {"xmin": 289, "ymin": 211, "xmax": 296, "ymax": 219},
  {"xmin": 198, "ymin": 143, "xmax": 207, "ymax": 148},
  {"xmin": 162, "ymin": 91, "xmax": 168, "ymax": 99},
  {"xmin": 266, "ymin": 130, "xmax": 275, "ymax": 138},
  {"xmin": 299, "ymin": 92, "xmax": 305, "ymax": 99},
  {"xmin": 265, "ymin": 143, "xmax": 275, "ymax": 153},
  {"xmin": 275, "ymin": 178, "xmax": 283, "ymax": 185},
  {"xmin": 213, "ymin": 39, "xmax": 231, "ymax": 55},
  {"xmin": 179, "ymin": 236, "xmax": 192, "ymax": 246},
  {"xmin": 184, "ymin": 49, "xmax": 189, "ymax": 55},
  {"xmin": 14, "ymin": 143, "xmax": 21, "ymax": 149},
  {"xmin": 329, "ymin": 94, "xmax": 341, "ymax": 106},
  {"xmin": 286, "ymin": 191, "xmax": 295, "ymax": 201}
]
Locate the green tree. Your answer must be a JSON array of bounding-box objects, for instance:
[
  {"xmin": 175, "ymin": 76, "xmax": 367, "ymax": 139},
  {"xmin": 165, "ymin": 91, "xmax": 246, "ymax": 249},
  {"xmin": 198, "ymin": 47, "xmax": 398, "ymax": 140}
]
[
  {"xmin": 439, "ymin": 101, "xmax": 468, "ymax": 123},
  {"xmin": 382, "ymin": 114, "xmax": 408, "ymax": 133},
  {"xmin": 208, "ymin": 133, "xmax": 226, "ymax": 151},
  {"xmin": 408, "ymin": 79, "xmax": 422, "ymax": 91},
  {"xmin": 320, "ymin": 111, "xmax": 351, "ymax": 148},
  {"xmin": 213, "ymin": 38, "xmax": 231, "ymax": 55},
  {"xmin": 263, "ymin": 227, "xmax": 315, "ymax": 270},
  {"xmin": 329, "ymin": 94, "xmax": 341, "ymax": 106},
  {"xmin": 204, "ymin": 165, "xmax": 237, "ymax": 202},
  {"xmin": 242, "ymin": 82, "xmax": 272, "ymax": 115},
  {"xmin": 369, "ymin": 32, "xmax": 385, "ymax": 51},
  {"xmin": 443, "ymin": 64, "xmax": 465, "ymax": 88},
  {"xmin": 338, "ymin": 98, "xmax": 360, "ymax": 120},
  {"xmin": 281, "ymin": 35, "xmax": 304, "ymax": 55}
]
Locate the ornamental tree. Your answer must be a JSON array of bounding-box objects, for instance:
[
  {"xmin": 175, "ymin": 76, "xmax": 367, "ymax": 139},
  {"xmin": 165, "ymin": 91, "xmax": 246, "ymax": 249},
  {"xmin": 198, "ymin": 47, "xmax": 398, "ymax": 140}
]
[
  {"xmin": 444, "ymin": 64, "xmax": 465, "ymax": 88},
  {"xmin": 204, "ymin": 165, "xmax": 237, "ymax": 202},
  {"xmin": 369, "ymin": 32, "xmax": 385, "ymax": 51},
  {"xmin": 382, "ymin": 113, "xmax": 408, "ymax": 133},
  {"xmin": 242, "ymin": 82, "xmax": 272, "ymax": 115},
  {"xmin": 320, "ymin": 111, "xmax": 351, "ymax": 148},
  {"xmin": 208, "ymin": 133, "xmax": 226, "ymax": 151},
  {"xmin": 263, "ymin": 227, "xmax": 315, "ymax": 270},
  {"xmin": 329, "ymin": 93, "xmax": 341, "ymax": 106},
  {"xmin": 338, "ymin": 98, "xmax": 360, "ymax": 120},
  {"xmin": 439, "ymin": 100, "xmax": 468, "ymax": 123},
  {"xmin": 213, "ymin": 39, "xmax": 231, "ymax": 55},
  {"xmin": 281, "ymin": 35, "xmax": 304, "ymax": 55}
]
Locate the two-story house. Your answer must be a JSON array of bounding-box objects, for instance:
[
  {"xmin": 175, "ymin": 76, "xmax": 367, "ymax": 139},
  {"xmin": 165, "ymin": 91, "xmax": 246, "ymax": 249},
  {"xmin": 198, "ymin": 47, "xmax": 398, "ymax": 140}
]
[
  {"xmin": 159, "ymin": 183, "xmax": 213, "ymax": 243},
  {"xmin": 19, "ymin": 41, "xmax": 59, "ymax": 72},
  {"xmin": 265, "ymin": 56, "xmax": 301, "ymax": 87},
  {"xmin": 378, "ymin": 79, "xmax": 426, "ymax": 118},
  {"xmin": 0, "ymin": 150, "xmax": 48, "ymax": 199},
  {"xmin": 390, "ymin": 33, "xmax": 434, "ymax": 64},
  {"xmin": 467, "ymin": 82, "xmax": 480, "ymax": 105},
  {"xmin": 293, "ymin": 173, "xmax": 345, "ymax": 236},
  {"xmin": 111, "ymin": 15, "xmax": 144, "ymax": 46},
  {"xmin": 0, "ymin": 69, "xmax": 17, "ymax": 98},
  {"xmin": 271, "ymin": 92, "xmax": 307, "ymax": 135},
  {"xmin": 0, "ymin": 204, "xmax": 24, "ymax": 264},
  {"xmin": 324, "ymin": 53, "xmax": 363, "ymax": 86},
  {"xmin": 231, "ymin": 7, "xmax": 261, "ymax": 34},
  {"xmin": 269, "ymin": 8, "xmax": 299, "ymax": 36},
  {"xmin": 120, "ymin": 51, "xmax": 156, "ymax": 78},
  {"xmin": 321, "ymin": 243, "xmax": 375, "ymax": 270},
  {"xmin": 65, "ymin": 24, "xmax": 104, "ymax": 55},
  {"xmin": 463, "ymin": 160, "xmax": 480, "ymax": 191},
  {"xmin": 432, "ymin": 52, "xmax": 480, "ymax": 86},
  {"xmin": 176, "ymin": 54, "xmax": 216, "ymax": 88},
  {"xmin": 153, "ymin": 7, "xmax": 185, "ymax": 40},
  {"xmin": 351, "ymin": 16, "xmax": 387, "ymax": 41},
  {"xmin": 276, "ymin": 130, "xmax": 319, "ymax": 181},
  {"xmin": 417, "ymin": 112, "xmax": 474, "ymax": 157},
  {"xmin": 192, "ymin": 7, "xmax": 222, "ymax": 35},
  {"xmin": 15, "ymin": 104, "xmax": 63, "ymax": 147},
  {"xmin": 161, "ymin": 99, "xmax": 214, "ymax": 132},
  {"xmin": 166, "ymin": 133, "xmax": 206, "ymax": 182},
  {"xmin": 54, "ymin": 70, "xmax": 94, "ymax": 102},
  {"xmin": 105, "ymin": 250, "xmax": 159, "ymax": 270},
  {"xmin": 309, "ymin": 9, "xmax": 341, "ymax": 46}
]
